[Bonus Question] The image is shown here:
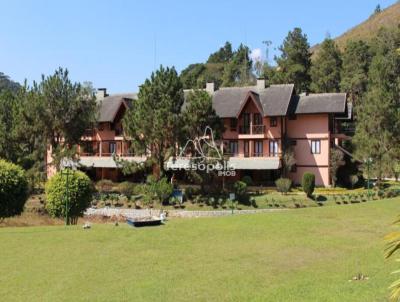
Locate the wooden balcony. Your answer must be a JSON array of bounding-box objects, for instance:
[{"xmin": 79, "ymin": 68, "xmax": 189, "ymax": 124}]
[
  {"xmin": 238, "ymin": 124, "xmax": 266, "ymax": 138},
  {"xmin": 79, "ymin": 140, "xmax": 134, "ymax": 157},
  {"xmin": 225, "ymin": 152, "xmax": 281, "ymax": 158}
]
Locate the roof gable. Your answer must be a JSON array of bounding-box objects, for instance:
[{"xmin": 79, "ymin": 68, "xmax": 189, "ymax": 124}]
[
  {"xmin": 98, "ymin": 93, "xmax": 137, "ymax": 122},
  {"xmin": 212, "ymin": 84, "xmax": 294, "ymax": 118},
  {"xmin": 236, "ymin": 91, "xmax": 264, "ymax": 118}
]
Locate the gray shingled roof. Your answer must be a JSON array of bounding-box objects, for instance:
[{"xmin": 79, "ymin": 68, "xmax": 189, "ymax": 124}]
[
  {"xmin": 259, "ymin": 84, "xmax": 295, "ymax": 116},
  {"xmin": 212, "ymin": 84, "xmax": 294, "ymax": 117},
  {"xmin": 295, "ymin": 93, "xmax": 346, "ymax": 114},
  {"xmin": 98, "ymin": 93, "xmax": 137, "ymax": 122}
]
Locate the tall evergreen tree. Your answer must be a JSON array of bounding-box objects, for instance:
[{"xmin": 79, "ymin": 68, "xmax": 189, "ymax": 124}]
[
  {"xmin": 275, "ymin": 27, "xmax": 311, "ymax": 93},
  {"xmin": 340, "ymin": 40, "xmax": 371, "ymax": 103},
  {"xmin": 180, "ymin": 63, "xmax": 206, "ymax": 89},
  {"xmin": 32, "ymin": 68, "xmax": 97, "ymax": 168},
  {"xmin": 353, "ymin": 28, "xmax": 400, "ymax": 179},
  {"xmin": 181, "ymin": 90, "xmax": 223, "ymax": 140},
  {"xmin": 310, "ymin": 38, "xmax": 342, "ymax": 93},
  {"xmin": 207, "ymin": 42, "xmax": 234, "ymax": 63},
  {"xmin": 222, "ymin": 44, "xmax": 253, "ymax": 87},
  {"xmin": 0, "ymin": 72, "xmax": 20, "ymax": 93},
  {"xmin": 123, "ymin": 66, "xmax": 184, "ymax": 177},
  {"xmin": 0, "ymin": 90, "xmax": 20, "ymax": 163}
]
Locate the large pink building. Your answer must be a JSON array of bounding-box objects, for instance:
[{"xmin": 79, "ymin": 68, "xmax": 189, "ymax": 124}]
[
  {"xmin": 212, "ymin": 80, "xmax": 349, "ymax": 186},
  {"xmin": 47, "ymin": 80, "xmax": 349, "ymax": 187}
]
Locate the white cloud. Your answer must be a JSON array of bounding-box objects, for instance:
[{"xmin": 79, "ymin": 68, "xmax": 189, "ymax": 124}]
[{"xmin": 250, "ymin": 48, "xmax": 263, "ymax": 62}]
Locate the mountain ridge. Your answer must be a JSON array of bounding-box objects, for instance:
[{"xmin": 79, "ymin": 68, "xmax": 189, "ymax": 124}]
[{"xmin": 311, "ymin": 2, "xmax": 400, "ymax": 54}]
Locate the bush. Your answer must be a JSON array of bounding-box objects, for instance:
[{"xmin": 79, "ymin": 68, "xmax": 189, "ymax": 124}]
[
  {"xmin": 117, "ymin": 181, "xmax": 134, "ymax": 198},
  {"xmin": 302, "ymin": 172, "xmax": 315, "ymax": 198},
  {"xmin": 45, "ymin": 170, "xmax": 92, "ymax": 224},
  {"xmin": 233, "ymin": 181, "xmax": 247, "ymax": 203},
  {"xmin": 96, "ymin": 179, "xmax": 114, "ymax": 193},
  {"xmin": 350, "ymin": 174, "xmax": 359, "ymax": 189},
  {"xmin": 133, "ymin": 183, "xmax": 146, "ymax": 195},
  {"xmin": 275, "ymin": 178, "xmax": 292, "ymax": 194},
  {"xmin": 241, "ymin": 175, "xmax": 253, "ymax": 186},
  {"xmin": 0, "ymin": 159, "xmax": 29, "ymax": 219},
  {"xmin": 146, "ymin": 176, "xmax": 173, "ymax": 204},
  {"xmin": 184, "ymin": 186, "xmax": 195, "ymax": 200}
]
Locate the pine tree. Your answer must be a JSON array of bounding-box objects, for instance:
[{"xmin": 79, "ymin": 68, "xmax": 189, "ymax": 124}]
[
  {"xmin": 123, "ymin": 66, "xmax": 184, "ymax": 177},
  {"xmin": 222, "ymin": 44, "xmax": 253, "ymax": 87},
  {"xmin": 207, "ymin": 42, "xmax": 233, "ymax": 63},
  {"xmin": 180, "ymin": 63, "xmax": 206, "ymax": 89},
  {"xmin": 354, "ymin": 28, "xmax": 400, "ymax": 180},
  {"xmin": 181, "ymin": 90, "xmax": 223, "ymax": 140},
  {"xmin": 340, "ymin": 40, "xmax": 371, "ymax": 103},
  {"xmin": 275, "ymin": 27, "xmax": 311, "ymax": 93},
  {"xmin": 310, "ymin": 38, "xmax": 342, "ymax": 93}
]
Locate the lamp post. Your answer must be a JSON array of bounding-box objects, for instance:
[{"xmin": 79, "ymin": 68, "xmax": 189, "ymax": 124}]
[
  {"xmin": 229, "ymin": 193, "xmax": 235, "ymax": 215},
  {"xmin": 364, "ymin": 157, "xmax": 373, "ymax": 200},
  {"xmin": 61, "ymin": 168, "xmax": 72, "ymax": 225}
]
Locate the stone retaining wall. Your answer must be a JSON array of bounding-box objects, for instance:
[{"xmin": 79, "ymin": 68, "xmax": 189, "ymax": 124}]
[{"xmin": 84, "ymin": 207, "xmax": 283, "ymax": 218}]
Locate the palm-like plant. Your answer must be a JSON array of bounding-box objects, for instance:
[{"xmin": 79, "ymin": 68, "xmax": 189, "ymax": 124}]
[{"xmin": 385, "ymin": 217, "xmax": 400, "ymax": 301}]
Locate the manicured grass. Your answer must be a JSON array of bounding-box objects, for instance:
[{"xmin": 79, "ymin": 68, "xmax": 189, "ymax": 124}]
[{"xmin": 1, "ymin": 199, "xmax": 400, "ymax": 301}]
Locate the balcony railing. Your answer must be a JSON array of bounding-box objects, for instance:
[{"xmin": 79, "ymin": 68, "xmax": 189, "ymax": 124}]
[
  {"xmin": 80, "ymin": 152, "xmax": 135, "ymax": 157},
  {"xmin": 239, "ymin": 125, "xmax": 250, "ymax": 134},
  {"xmin": 239, "ymin": 125, "xmax": 265, "ymax": 135},
  {"xmin": 252, "ymin": 125, "xmax": 265, "ymax": 134},
  {"xmin": 253, "ymin": 152, "xmax": 264, "ymax": 157},
  {"xmin": 115, "ymin": 128, "xmax": 124, "ymax": 136},
  {"xmin": 223, "ymin": 152, "xmax": 239, "ymax": 157},
  {"xmin": 222, "ymin": 152, "xmax": 281, "ymax": 158},
  {"xmin": 79, "ymin": 140, "xmax": 134, "ymax": 157}
]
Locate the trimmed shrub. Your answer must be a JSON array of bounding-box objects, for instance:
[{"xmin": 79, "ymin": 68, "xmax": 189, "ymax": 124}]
[
  {"xmin": 45, "ymin": 170, "xmax": 92, "ymax": 224},
  {"xmin": 117, "ymin": 181, "xmax": 134, "ymax": 198},
  {"xmin": 184, "ymin": 186, "xmax": 195, "ymax": 200},
  {"xmin": 146, "ymin": 176, "xmax": 173, "ymax": 204},
  {"xmin": 350, "ymin": 174, "xmax": 359, "ymax": 189},
  {"xmin": 241, "ymin": 175, "xmax": 253, "ymax": 186},
  {"xmin": 302, "ymin": 172, "xmax": 315, "ymax": 198},
  {"xmin": 234, "ymin": 180, "xmax": 247, "ymax": 196},
  {"xmin": 0, "ymin": 159, "xmax": 29, "ymax": 219},
  {"xmin": 275, "ymin": 178, "xmax": 292, "ymax": 194},
  {"xmin": 96, "ymin": 179, "xmax": 114, "ymax": 193}
]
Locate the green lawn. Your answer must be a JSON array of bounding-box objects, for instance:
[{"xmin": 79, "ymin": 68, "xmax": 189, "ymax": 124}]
[{"xmin": 1, "ymin": 199, "xmax": 400, "ymax": 301}]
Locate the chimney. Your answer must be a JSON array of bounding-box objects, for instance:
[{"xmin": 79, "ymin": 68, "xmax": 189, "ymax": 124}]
[
  {"xmin": 256, "ymin": 78, "xmax": 266, "ymax": 90},
  {"xmin": 96, "ymin": 88, "xmax": 108, "ymax": 101},
  {"xmin": 206, "ymin": 82, "xmax": 215, "ymax": 94}
]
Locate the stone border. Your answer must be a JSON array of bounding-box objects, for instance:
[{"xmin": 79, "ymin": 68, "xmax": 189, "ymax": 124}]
[{"xmin": 85, "ymin": 207, "xmax": 284, "ymax": 218}]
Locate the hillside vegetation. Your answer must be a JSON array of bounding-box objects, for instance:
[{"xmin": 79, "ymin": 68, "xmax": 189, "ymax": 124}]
[{"xmin": 312, "ymin": 2, "xmax": 400, "ymax": 54}]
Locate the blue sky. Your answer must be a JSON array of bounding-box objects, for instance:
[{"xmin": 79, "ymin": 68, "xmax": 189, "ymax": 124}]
[{"xmin": 0, "ymin": 0, "xmax": 396, "ymax": 93}]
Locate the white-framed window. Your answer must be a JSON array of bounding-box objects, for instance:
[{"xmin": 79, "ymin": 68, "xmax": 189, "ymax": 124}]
[
  {"xmin": 109, "ymin": 142, "xmax": 116, "ymax": 154},
  {"xmin": 254, "ymin": 140, "xmax": 263, "ymax": 157},
  {"xmin": 228, "ymin": 140, "xmax": 238, "ymax": 155},
  {"xmin": 244, "ymin": 141, "xmax": 250, "ymax": 157},
  {"xmin": 269, "ymin": 140, "xmax": 278, "ymax": 157},
  {"xmin": 311, "ymin": 140, "xmax": 321, "ymax": 154}
]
